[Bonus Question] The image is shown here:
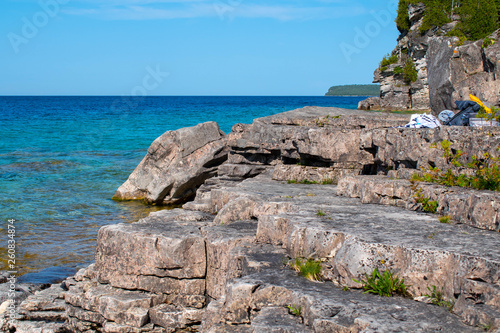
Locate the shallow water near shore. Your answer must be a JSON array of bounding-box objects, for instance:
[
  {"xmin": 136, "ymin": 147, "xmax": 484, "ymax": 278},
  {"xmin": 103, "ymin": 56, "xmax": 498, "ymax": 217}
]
[{"xmin": 0, "ymin": 96, "xmax": 365, "ymax": 284}]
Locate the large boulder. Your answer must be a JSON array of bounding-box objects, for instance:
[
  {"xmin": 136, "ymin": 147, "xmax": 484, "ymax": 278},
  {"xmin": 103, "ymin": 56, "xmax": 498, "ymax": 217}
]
[{"xmin": 113, "ymin": 122, "xmax": 228, "ymax": 205}]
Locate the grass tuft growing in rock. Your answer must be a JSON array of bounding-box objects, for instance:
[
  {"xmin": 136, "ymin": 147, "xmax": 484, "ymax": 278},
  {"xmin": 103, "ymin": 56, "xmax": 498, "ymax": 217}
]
[
  {"xmin": 354, "ymin": 267, "xmax": 411, "ymax": 298},
  {"xmin": 290, "ymin": 258, "xmax": 323, "ymax": 282},
  {"xmin": 438, "ymin": 215, "xmax": 452, "ymax": 224},
  {"xmin": 315, "ymin": 209, "xmax": 326, "ymax": 217},
  {"xmin": 287, "ymin": 179, "xmax": 318, "ymax": 185},
  {"xmin": 287, "ymin": 305, "xmax": 302, "ymax": 317},
  {"xmin": 321, "ymin": 178, "xmax": 335, "ymax": 185},
  {"xmin": 424, "ymin": 286, "xmax": 454, "ymax": 311}
]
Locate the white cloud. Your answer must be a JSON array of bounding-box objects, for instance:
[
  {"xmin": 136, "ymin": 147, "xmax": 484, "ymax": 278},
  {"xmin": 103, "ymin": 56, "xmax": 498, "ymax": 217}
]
[{"xmin": 61, "ymin": 0, "xmax": 367, "ymax": 21}]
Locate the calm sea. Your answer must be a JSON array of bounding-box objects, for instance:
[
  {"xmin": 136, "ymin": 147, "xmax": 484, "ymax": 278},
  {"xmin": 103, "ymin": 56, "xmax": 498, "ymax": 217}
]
[{"xmin": 0, "ymin": 96, "xmax": 365, "ymax": 283}]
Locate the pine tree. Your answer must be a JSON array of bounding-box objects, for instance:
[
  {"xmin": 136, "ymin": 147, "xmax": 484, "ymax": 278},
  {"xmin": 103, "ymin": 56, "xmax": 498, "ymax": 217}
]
[{"xmin": 458, "ymin": 0, "xmax": 498, "ymax": 40}]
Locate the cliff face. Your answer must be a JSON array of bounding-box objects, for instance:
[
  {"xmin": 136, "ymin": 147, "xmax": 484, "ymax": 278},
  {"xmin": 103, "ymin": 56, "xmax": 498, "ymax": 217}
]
[{"xmin": 359, "ymin": 3, "xmax": 500, "ymax": 113}]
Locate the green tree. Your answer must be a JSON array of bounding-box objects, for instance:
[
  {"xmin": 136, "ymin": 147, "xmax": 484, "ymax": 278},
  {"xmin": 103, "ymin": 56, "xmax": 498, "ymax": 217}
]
[
  {"xmin": 458, "ymin": 0, "xmax": 498, "ymax": 40},
  {"xmin": 395, "ymin": 0, "xmax": 499, "ymax": 40},
  {"xmin": 396, "ymin": 0, "xmax": 411, "ymax": 32},
  {"xmin": 420, "ymin": 0, "xmax": 452, "ymax": 33}
]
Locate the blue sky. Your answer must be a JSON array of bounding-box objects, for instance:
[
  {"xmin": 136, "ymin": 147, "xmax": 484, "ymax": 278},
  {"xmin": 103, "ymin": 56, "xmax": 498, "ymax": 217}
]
[{"xmin": 1, "ymin": 0, "xmax": 400, "ymax": 95}]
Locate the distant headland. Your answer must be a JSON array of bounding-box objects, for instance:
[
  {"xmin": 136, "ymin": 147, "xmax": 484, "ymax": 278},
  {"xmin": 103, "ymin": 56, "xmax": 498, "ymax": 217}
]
[{"xmin": 325, "ymin": 84, "xmax": 380, "ymax": 96}]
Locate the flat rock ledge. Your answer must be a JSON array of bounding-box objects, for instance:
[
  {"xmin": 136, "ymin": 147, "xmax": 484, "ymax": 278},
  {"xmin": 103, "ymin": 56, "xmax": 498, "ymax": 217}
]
[
  {"xmin": 337, "ymin": 175, "xmax": 500, "ymax": 232},
  {"xmin": 5, "ymin": 107, "xmax": 500, "ymax": 332},
  {"xmin": 6, "ymin": 173, "xmax": 499, "ymax": 332}
]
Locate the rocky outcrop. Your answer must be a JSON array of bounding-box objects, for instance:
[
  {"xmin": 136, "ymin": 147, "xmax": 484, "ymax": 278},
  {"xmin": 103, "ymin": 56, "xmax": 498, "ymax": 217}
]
[
  {"xmin": 113, "ymin": 122, "xmax": 228, "ymax": 205},
  {"xmin": 359, "ymin": 3, "xmax": 500, "ymax": 113},
  {"xmin": 6, "ymin": 107, "xmax": 500, "ymax": 332},
  {"xmin": 337, "ymin": 175, "xmax": 500, "ymax": 232}
]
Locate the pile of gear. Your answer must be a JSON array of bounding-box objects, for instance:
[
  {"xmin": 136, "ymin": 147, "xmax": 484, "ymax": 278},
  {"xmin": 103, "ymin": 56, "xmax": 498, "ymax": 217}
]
[{"xmin": 403, "ymin": 95, "xmax": 499, "ymax": 129}]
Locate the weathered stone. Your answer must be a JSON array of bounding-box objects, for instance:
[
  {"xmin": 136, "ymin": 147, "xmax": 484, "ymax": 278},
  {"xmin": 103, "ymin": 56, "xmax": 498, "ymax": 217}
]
[
  {"xmin": 337, "ymin": 175, "xmax": 500, "ymax": 231},
  {"xmin": 7, "ymin": 319, "xmax": 70, "ymax": 333},
  {"xmin": 20, "ymin": 284, "xmax": 66, "ymax": 312},
  {"xmin": 211, "ymin": 175, "xmax": 500, "ymax": 327},
  {"xmin": 213, "ymin": 198, "xmax": 257, "ymax": 225},
  {"xmin": 113, "ymin": 121, "xmax": 228, "ymax": 205},
  {"xmin": 67, "ymin": 304, "xmax": 106, "ymax": 324},
  {"xmin": 250, "ymin": 307, "xmax": 312, "ymax": 333},
  {"xmin": 272, "ymin": 164, "xmax": 360, "ymax": 184},
  {"xmin": 357, "ymin": 96, "xmax": 382, "ymax": 111},
  {"xmin": 217, "ymin": 163, "xmax": 270, "ymax": 179},
  {"xmin": 95, "ymin": 221, "xmax": 206, "ymax": 283},
  {"xmin": 211, "ymin": 249, "xmax": 479, "ymax": 333},
  {"xmin": 103, "ymin": 321, "xmax": 168, "ymax": 333},
  {"xmin": 202, "ymin": 221, "xmax": 258, "ymax": 300},
  {"xmin": 149, "ymin": 304, "xmax": 203, "ymax": 329},
  {"xmin": 97, "ymin": 292, "xmax": 152, "ymax": 327}
]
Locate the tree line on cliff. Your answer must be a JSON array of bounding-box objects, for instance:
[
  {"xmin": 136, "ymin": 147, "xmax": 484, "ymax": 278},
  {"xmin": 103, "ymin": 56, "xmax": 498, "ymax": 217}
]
[{"xmin": 397, "ymin": 0, "xmax": 500, "ymax": 40}]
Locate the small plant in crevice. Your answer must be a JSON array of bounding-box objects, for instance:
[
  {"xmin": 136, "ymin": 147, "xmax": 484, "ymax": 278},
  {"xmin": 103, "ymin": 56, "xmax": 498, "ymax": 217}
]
[
  {"xmin": 290, "ymin": 258, "xmax": 323, "ymax": 282},
  {"xmin": 482, "ymin": 37, "xmax": 496, "ymax": 49},
  {"xmin": 316, "ymin": 209, "xmax": 326, "ymax": 217},
  {"xmin": 321, "ymin": 178, "xmax": 335, "ymax": 185},
  {"xmin": 423, "ymin": 285, "xmax": 455, "ymax": 311},
  {"xmin": 438, "ymin": 215, "xmax": 452, "ymax": 224},
  {"xmin": 412, "ymin": 186, "xmax": 438, "ymax": 214},
  {"xmin": 479, "ymin": 321, "xmax": 495, "ymax": 332},
  {"xmin": 287, "ymin": 305, "xmax": 302, "ymax": 317},
  {"xmin": 287, "ymin": 179, "xmax": 319, "ymax": 185},
  {"xmin": 342, "ymin": 286, "xmax": 350, "ymax": 291},
  {"xmin": 353, "ymin": 267, "xmax": 411, "ymax": 298}
]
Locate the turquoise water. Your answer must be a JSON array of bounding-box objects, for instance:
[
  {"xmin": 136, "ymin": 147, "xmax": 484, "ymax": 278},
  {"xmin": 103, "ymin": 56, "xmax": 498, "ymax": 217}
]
[{"xmin": 0, "ymin": 96, "xmax": 365, "ymax": 283}]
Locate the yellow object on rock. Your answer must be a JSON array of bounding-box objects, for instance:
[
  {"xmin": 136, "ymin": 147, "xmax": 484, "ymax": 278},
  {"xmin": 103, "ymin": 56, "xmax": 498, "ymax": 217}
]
[{"xmin": 469, "ymin": 94, "xmax": 491, "ymax": 113}]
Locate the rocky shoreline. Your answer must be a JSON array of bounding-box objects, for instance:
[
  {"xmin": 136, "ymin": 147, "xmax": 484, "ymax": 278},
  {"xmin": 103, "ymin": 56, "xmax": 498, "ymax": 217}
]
[{"xmin": 2, "ymin": 106, "xmax": 499, "ymax": 332}]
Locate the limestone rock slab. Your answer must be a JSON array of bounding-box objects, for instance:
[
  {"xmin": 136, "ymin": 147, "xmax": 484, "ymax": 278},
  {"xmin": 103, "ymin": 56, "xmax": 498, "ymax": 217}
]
[{"xmin": 113, "ymin": 121, "xmax": 227, "ymax": 205}]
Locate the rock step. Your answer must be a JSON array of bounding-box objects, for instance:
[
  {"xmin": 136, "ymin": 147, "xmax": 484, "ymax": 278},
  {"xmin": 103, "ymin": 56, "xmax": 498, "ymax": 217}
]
[
  {"xmin": 210, "ymin": 175, "xmax": 500, "ymax": 329},
  {"xmin": 203, "ymin": 239, "xmax": 480, "ymax": 332},
  {"xmin": 184, "ymin": 176, "xmax": 246, "ymax": 213},
  {"xmin": 337, "ymin": 175, "xmax": 500, "ymax": 232}
]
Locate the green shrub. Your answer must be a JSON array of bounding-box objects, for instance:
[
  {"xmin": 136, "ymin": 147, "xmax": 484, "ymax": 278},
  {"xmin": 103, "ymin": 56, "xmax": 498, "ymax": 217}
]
[
  {"xmin": 354, "ymin": 267, "xmax": 411, "ymax": 297},
  {"xmin": 413, "ymin": 187, "xmax": 438, "ymax": 213},
  {"xmin": 396, "ymin": 0, "xmax": 500, "ymax": 41},
  {"xmin": 412, "ymin": 140, "xmax": 500, "ymax": 192},
  {"xmin": 393, "ymin": 66, "xmax": 404, "ymax": 75},
  {"xmin": 478, "ymin": 105, "xmax": 500, "ymax": 123},
  {"xmin": 403, "ymin": 59, "xmax": 418, "ymax": 84},
  {"xmin": 380, "ymin": 54, "xmax": 399, "ymax": 68},
  {"xmin": 482, "ymin": 37, "xmax": 496, "ymax": 48}
]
